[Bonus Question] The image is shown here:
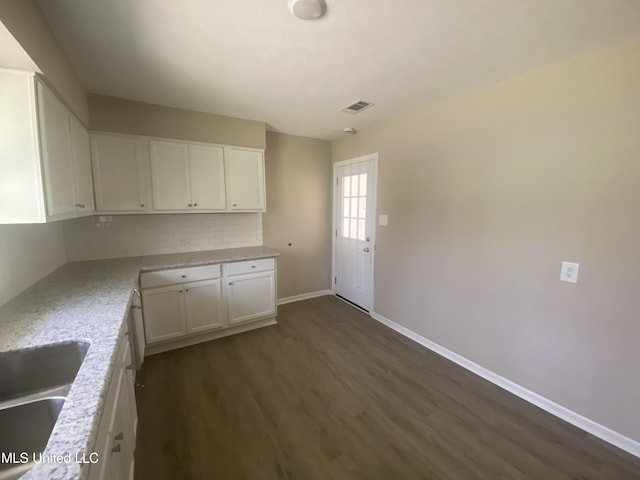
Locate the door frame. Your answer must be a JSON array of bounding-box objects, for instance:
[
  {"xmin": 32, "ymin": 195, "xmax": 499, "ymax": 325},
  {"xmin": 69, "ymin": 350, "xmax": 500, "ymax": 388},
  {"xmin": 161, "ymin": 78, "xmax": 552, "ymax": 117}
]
[{"xmin": 331, "ymin": 153, "xmax": 378, "ymax": 313}]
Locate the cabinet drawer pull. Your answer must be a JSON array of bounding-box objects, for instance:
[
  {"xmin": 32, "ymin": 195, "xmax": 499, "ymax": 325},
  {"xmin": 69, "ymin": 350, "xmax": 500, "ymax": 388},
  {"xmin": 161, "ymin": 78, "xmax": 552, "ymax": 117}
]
[
  {"xmin": 181, "ymin": 275, "xmax": 187, "ymax": 278},
  {"xmin": 111, "ymin": 443, "xmax": 121, "ymax": 453},
  {"xmin": 114, "ymin": 432, "xmax": 123, "ymax": 441},
  {"xmin": 251, "ymin": 265, "xmax": 256, "ymax": 269}
]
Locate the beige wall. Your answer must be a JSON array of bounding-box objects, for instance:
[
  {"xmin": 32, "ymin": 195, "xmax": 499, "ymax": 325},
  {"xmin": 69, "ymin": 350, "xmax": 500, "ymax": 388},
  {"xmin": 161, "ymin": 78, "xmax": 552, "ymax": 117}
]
[
  {"xmin": 263, "ymin": 132, "xmax": 332, "ymax": 299},
  {"xmin": 332, "ymin": 34, "xmax": 640, "ymax": 442},
  {"xmin": 89, "ymin": 94, "xmax": 266, "ymax": 149},
  {"xmin": 0, "ymin": 223, "xmax": 67, "ymax": 306},
  {"xmin": 0, "ymin": 0, "xmax": 89, "ymax": 124}
]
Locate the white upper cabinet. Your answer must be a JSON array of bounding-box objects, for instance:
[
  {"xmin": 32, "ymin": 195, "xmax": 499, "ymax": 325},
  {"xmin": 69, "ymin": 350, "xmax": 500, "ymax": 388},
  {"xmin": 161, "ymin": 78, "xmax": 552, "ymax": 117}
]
[
  {"xmin": 150, "ymin": 140, "xmax": 228, "ymax": 211},
  {"xmin": 37, "ymin": 81, "xmax": 76, "ymax": 219},
  {"xmin": 150, "ymin": 140, "xmax": 191, "ymax": 210},
  {"xmin": 225, "ymin": 147, "xmax": 265, "ymax": 211},
  {"xmin": 0, "ymin": 69, "xmax": 95, "ymax": 223},
  {"xmin": 91, "ymin": 133, "xmax": 147, "ymax": 212},
  {"xmin": 189, "ymin": 144, "xmax": 226, "ymax": 210},
  {"xmin": 69, "ymin": 116, "xmax": 95, "ymax": 214}
]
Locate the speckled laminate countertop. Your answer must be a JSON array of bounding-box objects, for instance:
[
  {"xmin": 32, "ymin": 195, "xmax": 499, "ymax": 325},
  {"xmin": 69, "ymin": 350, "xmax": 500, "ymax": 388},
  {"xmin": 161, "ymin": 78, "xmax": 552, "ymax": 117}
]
[
  {"xmin": 0, "ymin": 246, "xmax": 279, "ymax": 480},
  {"xmin": 140, "ymin": 246, "xmax": 280, "ymax": 272}
]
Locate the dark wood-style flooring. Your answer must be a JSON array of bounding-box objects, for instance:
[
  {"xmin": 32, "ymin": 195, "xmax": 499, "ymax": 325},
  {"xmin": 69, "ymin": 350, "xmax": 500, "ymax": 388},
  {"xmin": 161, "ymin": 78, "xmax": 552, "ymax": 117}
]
[{"xmin": 134, "ymin": 295, "xmax": 640, "ymax": 479}]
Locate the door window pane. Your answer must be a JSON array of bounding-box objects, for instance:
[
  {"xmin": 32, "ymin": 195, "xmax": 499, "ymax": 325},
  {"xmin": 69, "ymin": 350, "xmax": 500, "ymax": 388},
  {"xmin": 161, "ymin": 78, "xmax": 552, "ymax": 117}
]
[{"xmin": 341, "ymin": 172, "xmax": 368, "ymax": 241}]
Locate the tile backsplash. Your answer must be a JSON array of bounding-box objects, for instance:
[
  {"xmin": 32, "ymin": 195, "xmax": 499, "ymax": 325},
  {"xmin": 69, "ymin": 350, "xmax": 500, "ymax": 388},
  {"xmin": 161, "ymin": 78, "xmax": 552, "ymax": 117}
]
[{"xmin": 63, "ymin": 213, "xmax": 263, "ymax": 261}]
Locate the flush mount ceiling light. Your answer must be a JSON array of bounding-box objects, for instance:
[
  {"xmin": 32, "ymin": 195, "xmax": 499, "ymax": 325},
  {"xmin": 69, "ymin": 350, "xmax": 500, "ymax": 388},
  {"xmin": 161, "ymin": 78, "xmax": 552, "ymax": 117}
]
[{"xmin": 288, "ymin": 0, "xmax": 327, "ymax": 21}]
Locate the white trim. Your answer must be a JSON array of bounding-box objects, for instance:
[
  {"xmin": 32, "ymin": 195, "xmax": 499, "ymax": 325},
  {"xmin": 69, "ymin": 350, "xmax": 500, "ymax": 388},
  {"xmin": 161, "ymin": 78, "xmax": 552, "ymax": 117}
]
[
  {"xmin": 277, "ymin": 290, "xmax": 332, "ymax": 305},
  {"xmin": 370, "ymin": 310, "xmax": 640, "ymax": 459},
  {"xmin": 332, "ymin": 153, "xmax": 378, "ymax": 312}
]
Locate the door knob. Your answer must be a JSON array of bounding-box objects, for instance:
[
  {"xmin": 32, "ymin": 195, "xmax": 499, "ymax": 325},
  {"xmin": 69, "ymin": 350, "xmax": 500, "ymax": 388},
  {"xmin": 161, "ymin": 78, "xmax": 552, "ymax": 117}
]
[{"xmin": 363, "ymin": 247, "xmax": 370, "ymax": 252}]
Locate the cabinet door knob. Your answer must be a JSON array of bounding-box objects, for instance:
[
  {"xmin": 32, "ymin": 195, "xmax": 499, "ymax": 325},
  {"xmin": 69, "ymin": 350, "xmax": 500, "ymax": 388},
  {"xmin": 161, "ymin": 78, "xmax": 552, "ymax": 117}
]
[
  {"xmin": 251, "ymin": 265, "xmax": 256, "ymax": 269},
  {"xmin": 229, "ymin": 282, "xmax": 234, "ymax": 286},
  {"xmin": 179, "ymin": 290, "xmax": 183, "ymax": 293},
  {"xmin": 111, "ymin": 443, "xmax": 121, "ymax": 453},
  {"xmin": 181, "ymin": 275, "xmax": 187, "ymax": 278},
  {"xmin": 193, "ymin": 203, "xmax": 198, "ymax": 206},
  {"xmin": 186, "ymin": 288, "xmax": 189, "ymax": 292},
  {"xmin": 141, "ymin": 203, "xmax": 145, "ymax": 207},
  {"xmin": 233, "ymin": 203, "xmax": 237, "ymax": 207},
  {"xmin": 188, "ymin": 203, "xmax": 193, "ymax": 207}
]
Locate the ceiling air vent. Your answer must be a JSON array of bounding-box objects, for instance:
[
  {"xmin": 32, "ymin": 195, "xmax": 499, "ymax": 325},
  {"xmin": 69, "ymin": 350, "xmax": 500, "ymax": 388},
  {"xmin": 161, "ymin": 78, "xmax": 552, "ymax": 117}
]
[{"xmin": 341, "ymin": 100, "xmax": 375, "ymax": 115}]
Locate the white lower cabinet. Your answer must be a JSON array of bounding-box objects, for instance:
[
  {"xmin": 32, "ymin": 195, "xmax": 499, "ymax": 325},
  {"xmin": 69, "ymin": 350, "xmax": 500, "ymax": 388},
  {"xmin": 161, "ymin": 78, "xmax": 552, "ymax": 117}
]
[
  {"xmin": 140, "ymin": 258, "xmax": 276, "ymax": 353},
  {"xmin": 89, "ymin": 332, "xmax": 137, "ymax": 480},
  {"xmin": 141, "ymin": 273, "xmax": 225, "ymax": 345},
  {"xmin": 226, "ymin": 272, "xmax": 276, "ymax": 326},
  {"xmin": 185, "ymin": 279, "xmax": 224, "ymax": 333},
  {"xmin": 140, "ymin": 285, "xmax": 186, "ymax": 344}
]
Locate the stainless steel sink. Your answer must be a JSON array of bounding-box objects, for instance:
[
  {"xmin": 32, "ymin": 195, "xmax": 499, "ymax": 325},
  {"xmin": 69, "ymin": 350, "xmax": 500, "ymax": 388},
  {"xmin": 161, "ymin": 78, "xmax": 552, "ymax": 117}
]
[
  {"xmin": 0, "ymin": 341, "xmax": 90, "ymax": 479},
  {"xmin": 0, "ymin": 397, "xmax": 65, "ymax": 480},
  {"xmin": 0, "ymin": 340, "xmax": 89, "ymax": 406}
]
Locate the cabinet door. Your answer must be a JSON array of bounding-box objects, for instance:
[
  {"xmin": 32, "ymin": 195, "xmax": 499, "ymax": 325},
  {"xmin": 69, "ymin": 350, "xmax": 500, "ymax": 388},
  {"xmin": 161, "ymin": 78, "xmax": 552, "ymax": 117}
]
[
  {"xmin": 142, "ymin": 285, "xmax": 186, "ymax": 344},
  {"xmin": 225, "ymin": 148, "xmax": 265, "ymax": 211},
  {"xmin": 189, "ymin": 144, "xmax": 226, "ymax": 210},
  {"xmin": 91, "ymin": 134, "xmax": 146, "ymax": 212},
  {"xmin": 185, "ymin": 278, "xmax": 224, "ymax": 333},
  {"xmin": 150, "ymin": 140, "xmax": 191, "ymax": 210},
  {"xmin": 37, "ymin": 81, "xmax": 76, "ymax": 218},
  {"xmin": 69, "ymin": 116, "xmax": 95, "ymax": 215},
  {"xmin": 226, "ymin": 271, "xmax": 275, "ymax": 325}
]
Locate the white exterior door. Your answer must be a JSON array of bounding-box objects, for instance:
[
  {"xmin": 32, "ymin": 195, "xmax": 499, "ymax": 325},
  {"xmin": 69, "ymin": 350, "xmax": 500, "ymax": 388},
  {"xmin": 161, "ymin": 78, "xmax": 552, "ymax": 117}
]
[
  {"xmin": 150, "ymin": 140, "xmax": 191, "ymax": 210},
  {"xmin": 334, "ymin": 157, "xmax": 376, "ymax": 311},
  {"xmin": 185, "ymin": 279, "xmax": 225, "ymax": 333},
  {"xmin": 189, "ymin": 144, "xmax": 226, "ymax": 210}
]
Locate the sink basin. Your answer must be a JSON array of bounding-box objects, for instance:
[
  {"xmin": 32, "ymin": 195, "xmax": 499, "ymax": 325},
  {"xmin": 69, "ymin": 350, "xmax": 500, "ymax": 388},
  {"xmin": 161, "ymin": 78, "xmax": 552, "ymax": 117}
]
[
  {"xmin": 0, "ymin": 397, "xmax": 65, "ymax": 480},
  {"xmin": 0, "ymin": 340, "xmax": 90, "ymax": 405}
]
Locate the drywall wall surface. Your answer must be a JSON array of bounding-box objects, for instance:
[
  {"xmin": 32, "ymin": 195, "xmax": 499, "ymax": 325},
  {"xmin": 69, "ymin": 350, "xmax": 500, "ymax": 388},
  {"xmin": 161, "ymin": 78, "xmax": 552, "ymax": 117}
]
[
  {"xmin": 332, "ymin": 34, "xmax": 640, "ymax": 442},
  {"xmin": 0, "ymin": 223, "xmax": 66, "ymax": 306},
  {"xmin": 263, "ymin": 132, "xmax": 332, "ymax": 299},
  {"xmin": 63, "ymin": 213, "xmax": 262, "ymax": 261},
  {"xmin": 89, "ymin": 94, "xmax": 266, "ymax": 149},
  {"xmin": 0, "ymin": 0, "xmax": 89, "ymax": 124}
]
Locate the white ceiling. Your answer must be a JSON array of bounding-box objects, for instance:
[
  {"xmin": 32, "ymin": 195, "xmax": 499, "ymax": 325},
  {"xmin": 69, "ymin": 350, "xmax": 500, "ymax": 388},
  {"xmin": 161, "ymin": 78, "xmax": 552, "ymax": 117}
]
[{"xmin": 37, "ymin": 0, "xmax": 640, "ymax": 140}]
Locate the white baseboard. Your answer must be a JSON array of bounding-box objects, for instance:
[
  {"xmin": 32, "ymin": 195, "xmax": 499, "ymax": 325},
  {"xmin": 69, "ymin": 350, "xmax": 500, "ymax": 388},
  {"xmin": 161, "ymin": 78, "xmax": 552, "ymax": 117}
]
[
  {"xmin": 370, "ymin": 311, "xmax": 640, "ymax": 459},
  {"xmin": 277, "ymin": 290, "xmax": 332, "ymax": 306}
]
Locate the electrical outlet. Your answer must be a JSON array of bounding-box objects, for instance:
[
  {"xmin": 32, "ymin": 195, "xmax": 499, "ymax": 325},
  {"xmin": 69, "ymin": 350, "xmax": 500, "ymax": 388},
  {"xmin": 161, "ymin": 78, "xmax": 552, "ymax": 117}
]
[
  {"xmin": 560, "ymin": 261, "xmax": 579, "ymax": 283},
  {"xmin": 379, "ymin": 214, "xmax": 388, "ymax": 226}
]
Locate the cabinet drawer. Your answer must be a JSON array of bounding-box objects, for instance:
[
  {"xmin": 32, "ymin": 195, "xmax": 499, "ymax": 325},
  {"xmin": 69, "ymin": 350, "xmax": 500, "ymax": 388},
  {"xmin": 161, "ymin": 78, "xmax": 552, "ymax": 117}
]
[
  {"xmin": 140, "ymin": 264, "xmax": 221, "ymax": 288},
  {"xmin": 224, "ymin": 258, "xmax": 275, "ymax": 276}
]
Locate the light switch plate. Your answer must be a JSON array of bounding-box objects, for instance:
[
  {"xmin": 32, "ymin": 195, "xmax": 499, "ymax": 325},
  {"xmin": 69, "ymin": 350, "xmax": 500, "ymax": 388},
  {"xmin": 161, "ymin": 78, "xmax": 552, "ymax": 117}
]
[
  {"xmin": 560, "ymin": 261, "xmax": 579, "ymax": 283},
  {"xmin": 379, "ymin": 214, "xmax": 388, "ymax": 226}
]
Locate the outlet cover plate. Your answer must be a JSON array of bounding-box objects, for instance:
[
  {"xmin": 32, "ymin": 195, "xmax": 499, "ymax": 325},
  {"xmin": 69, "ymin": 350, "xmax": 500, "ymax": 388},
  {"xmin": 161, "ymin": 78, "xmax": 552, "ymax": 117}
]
[{"xmin": 560, "ymin": 261, "xmax": 579, "ymax": 283}]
